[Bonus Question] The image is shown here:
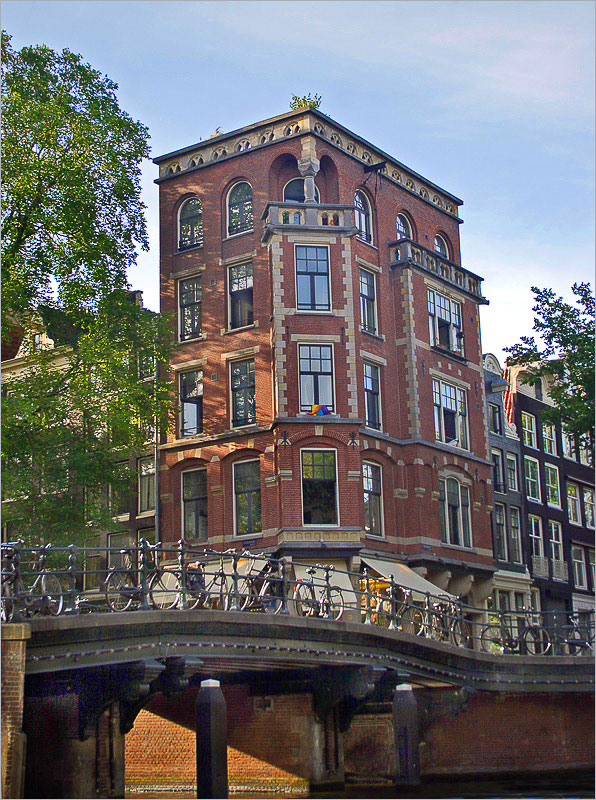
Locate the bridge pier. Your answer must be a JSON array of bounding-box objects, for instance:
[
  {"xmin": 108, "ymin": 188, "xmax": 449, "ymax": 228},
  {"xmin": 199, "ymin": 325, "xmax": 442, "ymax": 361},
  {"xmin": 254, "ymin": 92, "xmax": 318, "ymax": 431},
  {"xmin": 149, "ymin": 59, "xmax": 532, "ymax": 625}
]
[
  {"xmin": 195, "ymin": 679, "xmax": 228, "ymax": 799},
  {"xmin": 393, "ymin": 683, "xmax": 420, "ymax": 785}
]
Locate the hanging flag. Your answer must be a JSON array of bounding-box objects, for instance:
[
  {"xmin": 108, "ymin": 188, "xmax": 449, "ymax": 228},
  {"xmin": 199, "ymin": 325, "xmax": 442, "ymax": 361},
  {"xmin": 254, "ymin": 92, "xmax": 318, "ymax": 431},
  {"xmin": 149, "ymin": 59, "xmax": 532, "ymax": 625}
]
[
  {"xmin": 502, "ymin": 367, "xmax": 515, "ymax": 424},
  {"xmin": 307, "ymin": 405, "xmax": 331, "ymax": 416}
]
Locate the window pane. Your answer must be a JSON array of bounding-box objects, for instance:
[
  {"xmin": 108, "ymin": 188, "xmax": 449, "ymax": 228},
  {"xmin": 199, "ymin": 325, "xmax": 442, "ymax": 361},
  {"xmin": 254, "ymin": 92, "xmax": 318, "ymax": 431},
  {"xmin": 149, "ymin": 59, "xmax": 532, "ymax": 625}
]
[{"xmin": 302, "ymin": 451, "xmax": 337, "ymax": 525}]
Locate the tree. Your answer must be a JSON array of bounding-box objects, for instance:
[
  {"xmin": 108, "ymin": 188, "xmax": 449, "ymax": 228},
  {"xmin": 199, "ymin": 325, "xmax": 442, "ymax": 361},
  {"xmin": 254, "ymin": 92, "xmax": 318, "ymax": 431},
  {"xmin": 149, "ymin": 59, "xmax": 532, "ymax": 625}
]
[
  {"xmin": 290, "ymin": 93, "xmax": 322, "ymax": 111},
  {"xmin": 505, "ymin": 283, "xmax": 595, "ymax": 462},
  {"xmin": 1, "ymin": 34, "xmax": 173, "ymax": 545}
]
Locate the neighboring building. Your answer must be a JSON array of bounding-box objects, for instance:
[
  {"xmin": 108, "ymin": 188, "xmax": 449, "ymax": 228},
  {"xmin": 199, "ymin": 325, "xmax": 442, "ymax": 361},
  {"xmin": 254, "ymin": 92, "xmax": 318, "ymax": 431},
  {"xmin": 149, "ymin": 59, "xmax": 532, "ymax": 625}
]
[
  {"xmin": 153, "ymin": 107, "xmax": 496, "ymax": 606},
  {"xmin": 483, "ymin": 354, "xmax": 534, "ymax": 615},
  {"xmin": 504, "ymin": 364, "xmax": 595, "ymax": 621}
]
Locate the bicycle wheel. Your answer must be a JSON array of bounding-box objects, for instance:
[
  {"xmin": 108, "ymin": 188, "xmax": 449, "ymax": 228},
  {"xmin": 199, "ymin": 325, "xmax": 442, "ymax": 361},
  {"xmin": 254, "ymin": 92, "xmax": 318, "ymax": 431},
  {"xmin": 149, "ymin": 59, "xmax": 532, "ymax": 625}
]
[
  {"xmin": 400, "ymin": 605, "xmax": 425, "ymax": 636},
  {"xmin": 373, "ymin": 598, "xmax": 392, "ymax": 628},
  {"xmin": 523, "ymin": 626, "xmax": 550, "ymax": 655},
  {"xmin": 105, "ymin": 570, "xmax": 136, "ymax": 611},
  {"xmin": 294, "ymin": 583, "xmax": 317, "ymax": 617},
  {"xmin": 150, "ymin": 569, "xmax": 180, "ymax": 610},
  {"xmin": 480, "ymin": 624, "xmax": 505, "ymax": 654},
  {"xmin": 183, "ymin": 567, "xmax": 207, "ymax": 610},
  {"xmin": 324, "ymin": 587, "xmax": 344, "ymax": 621},
  {"xmin": 429, "ymin": 610, "xmax": 449, "ymax": 642},
  {"xmin": 205, "ymin": 575, "xmax": 228, "ymax": 610},
  {"xmin": 41, "ymin": 574, "xmax": 63, "ymax": 616},
  {"xmin": 451, "ymin": 619, "xmax": 473, "ymax": 648},
  {"xmin": 260, "ymin": 579, "xmax": 283, "ymax": 614}
]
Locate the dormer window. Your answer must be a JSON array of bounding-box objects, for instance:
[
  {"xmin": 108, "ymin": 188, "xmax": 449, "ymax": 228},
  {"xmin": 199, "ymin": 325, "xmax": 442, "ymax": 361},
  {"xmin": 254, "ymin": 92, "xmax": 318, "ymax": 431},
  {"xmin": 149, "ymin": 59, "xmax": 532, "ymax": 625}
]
[
  {"xmin": 283, "ymin": 178, "xmax": 319, "ymax": 204},
  {"xmin": 179, "ymin": 198, "xmax": 203, "ymax": 250}
]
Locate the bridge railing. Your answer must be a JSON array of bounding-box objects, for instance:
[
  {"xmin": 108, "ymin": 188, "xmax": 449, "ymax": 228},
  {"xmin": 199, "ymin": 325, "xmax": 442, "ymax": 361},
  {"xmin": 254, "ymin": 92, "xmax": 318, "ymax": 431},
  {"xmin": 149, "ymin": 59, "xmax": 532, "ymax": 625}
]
[{"xmin": 1, "ymin": 540, "xmax": 594, "ymax": 658}]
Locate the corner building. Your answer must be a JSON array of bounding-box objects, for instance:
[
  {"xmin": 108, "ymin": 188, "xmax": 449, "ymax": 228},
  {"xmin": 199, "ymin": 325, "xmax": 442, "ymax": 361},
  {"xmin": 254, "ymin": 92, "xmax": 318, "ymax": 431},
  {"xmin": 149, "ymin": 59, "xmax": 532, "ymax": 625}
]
[{"xmin": 154, "ymin": 108, "xmax": 495, "ymax": 605}]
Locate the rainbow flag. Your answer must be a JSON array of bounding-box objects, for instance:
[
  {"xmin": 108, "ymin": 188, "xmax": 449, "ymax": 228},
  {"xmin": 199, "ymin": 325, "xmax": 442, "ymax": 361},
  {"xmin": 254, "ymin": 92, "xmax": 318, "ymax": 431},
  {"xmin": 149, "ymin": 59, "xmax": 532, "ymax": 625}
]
[{"xmin": 307, "ymin": 405, "xmax": 331, "ymax": 416}]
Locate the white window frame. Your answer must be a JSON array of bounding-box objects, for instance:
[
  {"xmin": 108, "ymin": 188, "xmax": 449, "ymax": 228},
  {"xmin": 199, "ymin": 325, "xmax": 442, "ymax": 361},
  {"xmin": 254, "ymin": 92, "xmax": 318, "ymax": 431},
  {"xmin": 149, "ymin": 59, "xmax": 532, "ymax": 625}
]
[
  {"xmin": 548, "ymin": 520, "xmax": 563, "ymax": 563},
  {"xmin": 589, "ymin": 549, "xmax": 595, "ymax": 587},
  {"xmin": 506, "ymin": 453, "xmax": 519, "ymax": 492},
  {"xmin": 229, "ymin": 358, "xmax": 256, "ymax": 429},
  {"xmin": 561, "ymin": 430, "xmax": 576, "ymax": 460},
  {"xmin": 300, "ymin": 448, "xmax": 339, "ymax": 528},
  {"xmin": 227, "ymin": 261, "xmax": 254, "ymax": 331},
  {"xmin": 488, "ymin": 403, "xmax": 502, "ymax": 435},
  {"xmin": 542, "ymin": 423, "xmax": 556, "ymax": 455},
  {"xmin": 492, "ymin": 448, "xmax": 505, "ymax": 493},
  {"xmin": 528, "ymin": 515, "xmax": 543, "ymax": 558},
  {"xmin": 181, "ymin": 467, "xmax": 208, "ymax": 542},
  {"xmin": 178, "ymin": 274, "xmax": 202, "ymax": 342},
  {"xmin": 567, "ymin": 483, "xmax": 581, "ymax": 525},
  {"xmin": 583, "ymin": 487, "xmax": 595, "ymax": 529},
  {"xmin": 363, "ymin": 461, "xmax": 384, "ymax": 538},
  {"xmin": 572, "ymin": 545, "xmax": 587, "ymax": 589},
  {"xmin": 298, "ymin": 342, "xmax": 335, "ymax": 413},
  {"xmin": 180, "ymin": 369, "xmax": 203, "ymax": 438},
  {"xmin": 439, "ymin": 477, "xmax": 473, "ymax": 549},
  {"xmin": 433, "ymin": 378, "xmax": 469, "ymax": 450},
  {"xmin": 427, "ymin": 288, "xmax": 464, "ymax": 356},
  {"xmin": 294, "ymin": 244, "xmax": 332, "ymax": 313},
  {"xmin": 226, "ymin": 181, "xmax": 254, "ymax": 238},
  {"xmin": 579, "ymin": 435, "xmax": 591, "ymax": 466},
  {"xmin": 509, "ymin": 506, "xmax": 522, "ymax": 564},
  {"xmin": 232, "ymin": 459, "xmax": 262, "ymax": 538},
  {"xmin": 544, "ymin": 463, "xmax": 560, "ymax": 508},
  {"xmin": 521, "ymin": 412, "xmax": 537, "ymax": 448},
  {"xmin": 354, "ymin": 190, "xmax": 373, "ymax": 244},
  {"xmin": 524, "ymin": 456, "xmax": 541, "ymax": 502},
  {"xmin": 396, "ymin": 213, "xmax": 411, "ymax": 239},
  {"xmin": 177, "ymin": 197, "xmax": 203, "ymax": 251}
]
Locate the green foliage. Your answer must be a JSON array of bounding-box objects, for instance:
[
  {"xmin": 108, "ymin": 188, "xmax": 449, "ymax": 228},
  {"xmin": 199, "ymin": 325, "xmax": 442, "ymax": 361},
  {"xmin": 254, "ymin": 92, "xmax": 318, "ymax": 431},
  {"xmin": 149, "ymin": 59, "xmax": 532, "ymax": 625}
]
[
  {"xmin": 505, "ymin": 283, "xmax": 595, "ymax": 462},
  {"xmin": 290, "ymin": 93, "xmax": 322, "ymax": 111},
  {"xmin": 1, "ymin": 31, "xmax": 150, "ymax": 330}
]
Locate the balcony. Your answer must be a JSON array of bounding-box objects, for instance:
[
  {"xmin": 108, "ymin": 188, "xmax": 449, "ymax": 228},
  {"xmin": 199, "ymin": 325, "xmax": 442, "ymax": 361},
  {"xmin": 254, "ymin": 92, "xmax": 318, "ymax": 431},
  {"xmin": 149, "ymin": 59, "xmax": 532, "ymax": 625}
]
[
  {"xmin": 388, "ymin": 238, "xmax": 488, "ymax": 304},
  {"xmin": 261, "ymin": 202, "xmax": 358, "ymax": 242},
  {"xmin": 532, "ymin": 555, "xmax": 549, "ymax": 578},
  {"xmin": 551, "ymin": 559, "xmax": 569, "ymax": 582}
]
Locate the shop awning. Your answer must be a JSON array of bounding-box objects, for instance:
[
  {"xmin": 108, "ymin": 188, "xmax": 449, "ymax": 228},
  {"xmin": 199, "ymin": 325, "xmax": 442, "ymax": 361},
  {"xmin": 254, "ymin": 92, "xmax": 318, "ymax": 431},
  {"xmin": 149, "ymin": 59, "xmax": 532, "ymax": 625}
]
[
  {"xmin": 292, "ymin": 559, "xmax": 359, "ymax": 610},
  {"xmin": 360, "ymin": 556, "xmax": 455, "ymax": 600}
]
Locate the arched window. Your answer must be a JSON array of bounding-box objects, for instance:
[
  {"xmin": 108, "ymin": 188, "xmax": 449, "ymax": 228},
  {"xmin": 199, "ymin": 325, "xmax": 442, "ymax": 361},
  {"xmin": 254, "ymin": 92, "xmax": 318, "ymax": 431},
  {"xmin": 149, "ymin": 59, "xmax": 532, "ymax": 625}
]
[
  {"xmin": 434, "ymin": 234, "xmax": 449, "ymax": 258},
  {"xmin": 227, "ymin": 182, "xmax": 253, "ymax": 236},
  {"xmin": 396, "ymin": 213, "xmax": 411, "ymax": 240},
  {"xmin": 439, "ymin": 477, "xmax": 472, "ymax": 548},
  {"xmin": 283, "ymin": 178, "xmax": 320, "ymax": 204},
  {"xmin": 179, "ymin": 198, "xmax": 203, "ymax": 250},
  {"xmin": 354, "ymin": 191, "xmax": 372, "ymax": 243}
]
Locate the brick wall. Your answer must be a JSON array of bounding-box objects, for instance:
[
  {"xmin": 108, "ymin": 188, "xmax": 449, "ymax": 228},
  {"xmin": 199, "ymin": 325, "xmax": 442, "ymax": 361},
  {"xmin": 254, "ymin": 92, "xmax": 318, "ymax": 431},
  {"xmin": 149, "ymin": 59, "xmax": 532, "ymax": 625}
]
[{"xmin": 1, "ymin": 623, "xmax": 30, "ymax": 799}]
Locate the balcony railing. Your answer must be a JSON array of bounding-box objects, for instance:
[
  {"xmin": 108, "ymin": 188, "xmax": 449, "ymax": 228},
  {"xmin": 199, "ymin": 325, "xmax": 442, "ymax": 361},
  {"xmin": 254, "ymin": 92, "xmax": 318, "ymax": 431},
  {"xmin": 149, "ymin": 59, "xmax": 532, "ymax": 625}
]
[
  {"xmin": 532, "ymin": 555, "xmax": 549, "ymax": 578},
  {"xmin": 551, "ymin": 560, "xmax": 569, "ymax": 582},
  {"xmin": 389, "ymin": 238, "xmax": 487, "ymax": 304},
  {"xmin": 261, "ymin": 202, "xmax": 358, "ymax": 238}
]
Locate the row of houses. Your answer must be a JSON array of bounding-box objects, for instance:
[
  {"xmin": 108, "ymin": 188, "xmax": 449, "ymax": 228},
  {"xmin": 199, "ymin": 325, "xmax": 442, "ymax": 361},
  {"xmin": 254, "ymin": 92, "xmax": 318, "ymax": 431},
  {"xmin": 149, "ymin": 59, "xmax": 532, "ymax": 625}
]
[{"xmin": 2, "ymin": 107, "xmax": 593, "ymax": 623}]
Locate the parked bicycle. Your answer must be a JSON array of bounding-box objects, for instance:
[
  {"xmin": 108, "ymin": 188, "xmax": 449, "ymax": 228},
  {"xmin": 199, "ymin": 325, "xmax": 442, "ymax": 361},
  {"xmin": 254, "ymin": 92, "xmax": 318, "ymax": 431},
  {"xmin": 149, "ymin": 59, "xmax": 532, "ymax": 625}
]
[
  {"xmin": 104, "ymin": 542, "xmax": 180, "ymax": 611},
  {"xmin": 1, "ymin": 542, "xmax": 63, "ymax": 620},
  {"xmin": 550, "ymin": 613, "xmax": 594, "ymax": 656},
  {"xmin": 293, "ymin": 564, "xmax": 344, "ymax": 620},
  {"xmin": 180, "ymin": 549, "xmax": 235, "ymax": 610},
  {"xmin": 426, "ymin": 597, "xmax": 474, "ymax": 648},
  {"xmin": 233, "ymin": 553, "xmax": 284, "ymax": 613},
  {"xmin": 480, "ymin": 610, "xmax": 550, "ymax": 655}
]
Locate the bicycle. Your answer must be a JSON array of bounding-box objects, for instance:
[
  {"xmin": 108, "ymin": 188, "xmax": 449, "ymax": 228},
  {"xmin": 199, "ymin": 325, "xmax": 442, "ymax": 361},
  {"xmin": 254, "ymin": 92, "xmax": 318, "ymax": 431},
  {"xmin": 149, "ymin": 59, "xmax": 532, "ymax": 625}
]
[
  {"xmin": 293, "ymin": 564, "xmax": 344, "ymax": 620},
  {"xmin": 551, "ymin": 613, "xmax": 594, "ymax": 656},
  {"xmin": 233, "ymin": 553, "xmax": 284, "ymax": 614},
  {"xmin": 180, "ymin": 550, "xmax": 234, "ymax": 610},
  {"xmin": 104, "ymin": 542, "xmax": 180, "ymax": 611},
  {"xmin": 480, "ymin": 611, "xmax": 550, "ymax": 655},
  {"xmin": 1, "ymin": 542, "xmax": 63, "ymax": 619},
  {"xmin": 426, "ymin": 597, "xmax": 474, "ymax": 648}
]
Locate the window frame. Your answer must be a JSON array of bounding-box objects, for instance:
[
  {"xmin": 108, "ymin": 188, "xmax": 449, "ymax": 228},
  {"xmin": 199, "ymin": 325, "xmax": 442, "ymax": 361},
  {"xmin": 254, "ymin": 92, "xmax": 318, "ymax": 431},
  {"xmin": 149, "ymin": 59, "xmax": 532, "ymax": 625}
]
[
  {"xmin": 178, "ymin": 197, "xmax": 203, "ymax": 251},
  {"xmin": 488, "ymin": 403, "xmax": 502, "ymax": 435},
  {"xmin": 298, "ymin": 343, "xmax": 335, "ymax": 413},
  {"xmin": 561, "ymin": 430, "xmax": 576, "ymax": 460},
  {"xmin": 521, "ymin": 412, "xmax": 537, "ymax": 448},
  {"xmin": 178, "ymin": 275, "xmax": 202, "ymax": 342},
  {"xmin": 542, "ymin": 423, "xmax": 557, "ymax": 455},
  {"xmin": 434, "ymin": 234, "xmax": 449, "ymax": 259},
  {"xmin": 230, "ymin": 358, "xmax": 256, "ymax": 428},
  {"xmin": 428, "ymin": 288, "xmax": 464, "ymax": 356},
  {"xmin": 506, "ymin": 453, "xmax": 519, "ymax": 492},
  {"xmin": 362, "ymin": 461, "xmax": 383, "ymax": 538},
  {"xmin": 528, "ymin": 515, "xmax": 544, "ymax": 558},
  {"xmin": 295, "ymin": 244, "xmax": 331, "ymax": 312},
  {"xmin": 524, "ymin": 455, "xmax": 541, "ymax": 502},
  {"xmin": 138, "ymin": 456, "xmax": 156, "ymax": 515},
  {"xmin": 233, "ymin": 459, "xmax": 262, "ymax": 537},
  {"xmin": 363, "ymin": 361, "xmax": 381, "ymax": 430},
  {"xmin": 354, "ymin": 190, "xmax": 372, "ymax": 243},
  {"xmin": 583, "ymin": 487, "xmax": 595, "ymax": 529},
  {"xmin": 544, "ymin": 463, "xmax": 561, "ymax": 508},
  {"xmin": 359, "ymin": 268, "xmax": 377, "ymax": 335},
  {"xmin": 180, "ymin": 369, "xmax": 203, "ymax": 438},
  {"xmin": 493, "ymin": 502, "xmax": 508, "ymax": 560},
  {"xmin": 228, "ymin": 261, "xmax": 254, "ymax": 330},
  {"xmin": 433, "ymin": 378, "xmax": 469, "ymax": 450},
  {"xmin": 300, "ymin": 448, "xmax": 339, "ymax": 527},
  {"xmin": 283, "ymin": 178, "xmax": 319, "ymax": 204},
  {"xmin": 227, "ymin": 181, "xmax": 254, "ymax": 237},
  {"xmin": 572, "ymin": 545, "xmax": 587, "ymax": 589},
  {"xmin": 509, "ymin": 506, "xmax": 522, "ymax": 563},
  {"xmin": 548, "ymin": 520, "xmax": 563, "ymax": 563},
  {"xmin": 491, "ymin": 448, "xmax": 505, "ymax": 493},
  {"xmin": 439, "ymin": 477, "xmax": 472, "ymax": 549},
  {"xmin": 567, "ymin": 482, "xmax": 581, "ymax": 525},
  {"xmin": 182, "ymin": 467, "xmax": 208, "ymax": 542},
  {"xmin": 396, "ymin": 213, "xmax": 412, "ymax": 240}
]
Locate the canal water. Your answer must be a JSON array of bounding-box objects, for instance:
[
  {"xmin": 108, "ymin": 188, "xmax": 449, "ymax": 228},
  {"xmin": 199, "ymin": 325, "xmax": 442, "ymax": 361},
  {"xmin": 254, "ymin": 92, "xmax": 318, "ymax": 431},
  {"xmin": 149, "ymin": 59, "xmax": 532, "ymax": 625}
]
[{"xmin": 126, "ymin": 768, "xmax": 594, "ymax": 799}]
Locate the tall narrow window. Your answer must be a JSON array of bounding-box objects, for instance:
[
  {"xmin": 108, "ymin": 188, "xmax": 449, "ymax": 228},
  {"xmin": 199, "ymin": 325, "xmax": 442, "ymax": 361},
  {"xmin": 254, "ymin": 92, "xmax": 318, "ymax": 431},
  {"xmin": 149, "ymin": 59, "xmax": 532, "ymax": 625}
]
[
  {"xmin": 583, "ymin": 488, "xmax": 595, "ymax": 529},
  {"xmin": 296, "ymin": 246, "xmax": 330, "ymax": 311},
  {"xmin": 434, "ymin": 235, "xmax": 448, "ymax": 258},
  {"xmin": 354, "ymin": 191, "xmax": 372, "ymax": 242},
  {"xmin": 561, "ymin": 430, "xmax": 576, "ymax": 459},
  {"xmin": 548, "ymin": 520, "xmax": 563, "ymax": 562},
  {"xmin": 572, "ymin": 546, "xmax": 587, "ymax": 589},
  {"xmin": 228, "ymin": 182, "xmax": 253, "ymax": 235},
  {"xmin": 363, "ymin": 362, "xmax": 381, "ymax": 430},
  {"xmin": 302, "ymin": 450, "xmax": 337, "ymax": 525},
  {"xmin": 180, "ymin": 370, "xmax": 203, "ymax": 437},
  {"xmin": 488, "ymin": 403, "xmax": 502, "ymax": 434},
  {"xmin": 396, "ymin": 214, "xmax": 411, "ymax": 239},
  {"xmin": 529, "ymin": 515, "xmax": 543, "ymax": 557},
  {"xmin": 183, "ymin": 469, "xmax": 208, "ymax": 541},
  {"xmin": 363, "ymin": 462, "xmax": 382, "ymax": 537},
  {"xmin": 229, "ymin": 262, "xmax": 253, "ymax": 329},
  {"xmin": 433, "ymin": 379, "xmax": 468, "ymax": 449},
  {"xmin": 234, "ymin": 461, "xmax": 261, "ymax": 536},
  {"xmin": 110, "ymin": 461, "xmax": 130, "ymax": 517},
  {"xmin": 428, "ymin": 289, "xmax": 463, "ymax": 354},
  {"xmin": 439, "ymin": 477, "xmax": 472, "ymax": 548},
  {"xmin": 567, "ymin": 483, "xmax": 581, "ymax": 524},
  {"xmin": 506, "ymin": 454, "xmax": 519, "ymax": 491},
  {"xmin": 179, "ymin": 276, "xmax": 202, "ymax": 341},
  {"xmin": 521, "ymin": 412, "xmax": 537, "ymax": 448},
  {"xmin": 231, "ymin": 359, "xmax": 256, "ymax": 427},
  {"xmin": 299, "ymin": 344, "xmax": 334, "ymax": 412},
  {"xmin": 509, "ymin": 507, "xmax": 522, "ymax": 563},
  {"xmin": 493, "ymin": 503, "xmax": 507, "ymax": 560},
  {"xmin": 524, "ymin": 456, "xmax": 540, "ymax": 501},
  {"xmin": 545, "ymin": 464, "xmax": 560, "ymax": 507},
  {"xmin": 179, "ymin": 198, "xmax": 203, "ymax": 250},
  {"xmin": 359, "ymin": 269, "xmax": 377, "ymax": 334},
  {"xmin": 492, "ymin": 449, "xmax": 505, "ymax": 493},
  {"xmin": 138, "ymin": 457, "xmax": 155, "ymax": 513},
  {"xmin": 542, "ymin": 423, "xmax": 556, "ymax": 455}
]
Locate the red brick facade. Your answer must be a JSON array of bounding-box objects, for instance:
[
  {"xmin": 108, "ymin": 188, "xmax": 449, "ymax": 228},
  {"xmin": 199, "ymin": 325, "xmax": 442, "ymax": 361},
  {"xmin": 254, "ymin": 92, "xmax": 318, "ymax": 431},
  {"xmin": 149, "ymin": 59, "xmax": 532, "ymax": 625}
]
[{"xmin": 155, "ymin": 108, "xmax": 496, "ymax": 599}]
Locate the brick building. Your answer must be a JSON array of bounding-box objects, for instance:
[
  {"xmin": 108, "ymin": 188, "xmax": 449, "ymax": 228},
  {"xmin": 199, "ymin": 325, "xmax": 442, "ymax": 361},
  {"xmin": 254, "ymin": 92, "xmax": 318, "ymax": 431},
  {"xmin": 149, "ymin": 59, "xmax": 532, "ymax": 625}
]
[{"xmin": 153, "ymin": 108, "xmax": 496, "ymax": 604}]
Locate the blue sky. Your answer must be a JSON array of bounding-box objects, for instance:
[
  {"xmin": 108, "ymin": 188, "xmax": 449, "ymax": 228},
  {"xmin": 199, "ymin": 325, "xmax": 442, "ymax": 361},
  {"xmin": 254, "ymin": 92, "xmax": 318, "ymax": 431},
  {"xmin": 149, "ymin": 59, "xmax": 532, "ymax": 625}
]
[{"xmin": 4, "ymin": 0, "xmax": 594, "ymax": 364}]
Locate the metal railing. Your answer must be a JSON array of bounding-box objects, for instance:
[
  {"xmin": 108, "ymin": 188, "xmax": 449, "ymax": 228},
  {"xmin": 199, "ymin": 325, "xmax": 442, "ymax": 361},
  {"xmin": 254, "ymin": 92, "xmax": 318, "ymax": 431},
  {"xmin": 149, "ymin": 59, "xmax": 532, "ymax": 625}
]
[{"xmin": 1, "ymin": 541, "xmax": 593, "ymax": 658}]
